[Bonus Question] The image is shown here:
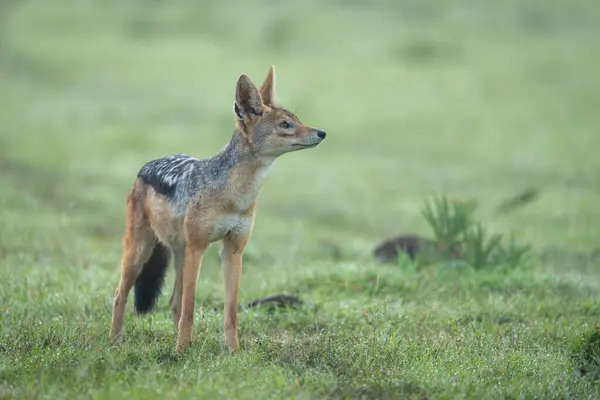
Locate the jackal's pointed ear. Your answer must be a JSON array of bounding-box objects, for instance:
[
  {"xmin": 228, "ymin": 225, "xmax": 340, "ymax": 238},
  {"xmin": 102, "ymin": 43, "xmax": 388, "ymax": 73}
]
[
  {"xmin": 234, "ymin": 74, "xmax": 263, "ymax": 120},
  {"xmin": 259, "ymin": 65, "xmax": 279, "ymax": 107}
]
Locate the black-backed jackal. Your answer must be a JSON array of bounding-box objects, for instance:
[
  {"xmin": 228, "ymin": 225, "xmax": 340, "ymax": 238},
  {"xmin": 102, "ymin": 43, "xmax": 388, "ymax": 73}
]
[{"xmin": 109, "ymin": 66, "xmax": 326, "ymax": 353}]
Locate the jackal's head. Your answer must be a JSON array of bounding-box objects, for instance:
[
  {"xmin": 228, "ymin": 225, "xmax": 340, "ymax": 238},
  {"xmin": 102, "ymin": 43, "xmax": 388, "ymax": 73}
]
[{"xmin": 233, "ymin": 66, "xmax": 326, "ymax": 158}]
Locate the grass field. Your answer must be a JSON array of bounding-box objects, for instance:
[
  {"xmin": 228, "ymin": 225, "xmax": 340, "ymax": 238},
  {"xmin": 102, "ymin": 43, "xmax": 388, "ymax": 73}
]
[{"xmin": 1, "ymin": 0, "xmax": 600, "ymax": 398}]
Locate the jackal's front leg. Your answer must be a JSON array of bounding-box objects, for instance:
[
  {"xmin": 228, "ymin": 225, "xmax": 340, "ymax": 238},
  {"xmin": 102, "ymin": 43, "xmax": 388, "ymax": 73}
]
[
  {"xmin": 221, "ymin": 232, "xmax": 249, "ymax": 353},
  {"xmin": 176, "ymin": 243, "xmax": 206, "ymax": 354}
]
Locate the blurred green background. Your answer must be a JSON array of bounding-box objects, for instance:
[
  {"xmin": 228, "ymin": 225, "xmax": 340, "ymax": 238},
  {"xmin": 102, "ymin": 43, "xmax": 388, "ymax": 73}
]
[
  {"xmin": 1, "ymin": 0, "xmax": 599, "ymax": 398},
  {"xmin": 2, "ymin": 0, "xmax": 600, "ymax": 257}
]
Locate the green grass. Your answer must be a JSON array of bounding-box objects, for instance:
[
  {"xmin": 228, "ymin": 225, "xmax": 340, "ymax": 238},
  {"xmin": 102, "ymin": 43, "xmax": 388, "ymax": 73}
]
[{"xmin": 1, "ymin": 0, "xmax": 600, "ymax": 398}]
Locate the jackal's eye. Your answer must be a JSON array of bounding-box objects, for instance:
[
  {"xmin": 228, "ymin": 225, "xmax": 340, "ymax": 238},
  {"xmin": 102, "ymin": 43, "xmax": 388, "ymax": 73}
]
[{"xmin": 279, "ymin": 121, "xmax": 292, "ymax": 129}]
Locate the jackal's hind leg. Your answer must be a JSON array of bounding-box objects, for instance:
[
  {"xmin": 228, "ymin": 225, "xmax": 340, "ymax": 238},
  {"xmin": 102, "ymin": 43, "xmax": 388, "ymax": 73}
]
[
  {"xmin": 109, "ymin": 190, "xmax": 156, "ymax": 342},
  {"xmin": 169, "ymin": 246, "xmax": 185, "ymax": 332}
]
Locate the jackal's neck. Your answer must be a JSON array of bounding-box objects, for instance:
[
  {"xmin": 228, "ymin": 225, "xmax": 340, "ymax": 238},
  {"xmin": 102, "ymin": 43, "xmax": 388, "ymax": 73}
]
[
  {"xmin": 213, "ymin": 130, "xmax": 274, "ymax": 168},
  {"xmin": 210, "ymin": 130, "xmax": 274, "ymax": 210}
]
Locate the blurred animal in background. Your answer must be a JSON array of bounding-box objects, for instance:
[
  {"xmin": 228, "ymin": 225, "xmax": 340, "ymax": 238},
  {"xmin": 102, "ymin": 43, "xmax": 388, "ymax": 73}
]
[
  {"xmin": 209, "ymin": 294, "xmax": 304, "ymax": 313},
  {"xmin": 373, "ymin": 234, "xmax": 462, "ymax": 264},
  {"xmin": 373, "ymin": 187, "xmax": 541, "ymax": 265},
  {"xmin": 245, "ymin": 294, "xmax": 304, "ymax": 312}
]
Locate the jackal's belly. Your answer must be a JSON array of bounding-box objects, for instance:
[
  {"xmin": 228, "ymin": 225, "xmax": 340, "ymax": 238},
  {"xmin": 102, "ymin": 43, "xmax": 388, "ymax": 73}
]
[
  {"xmin": 205, "ymin": 213, "xmax": 251, "ymax": 243},
  {"xmin": 150, "ymin": 213, "xmax": 249, "ymax": 246},
  {"xmin": 148, "ymin": 214, "xmax": 186, "ymax": 247}
]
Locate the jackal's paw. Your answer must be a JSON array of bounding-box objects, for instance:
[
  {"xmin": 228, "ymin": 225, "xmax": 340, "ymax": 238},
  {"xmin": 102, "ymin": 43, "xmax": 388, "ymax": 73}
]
[
  {"xmin": 224, "ymin": 338, "xmax": 240, "ymax": 353},
  {"xmin": 108, "ymin": 331, "xmax": 123, "ymax": 344},
  {"xmin": 175, "ymin": 340, "xmax": 192, "ymax": 355}
]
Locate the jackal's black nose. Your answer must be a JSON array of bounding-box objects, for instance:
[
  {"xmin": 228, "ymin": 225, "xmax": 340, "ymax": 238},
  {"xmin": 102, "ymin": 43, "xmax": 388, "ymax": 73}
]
[{"xmin": 317, "ymin": 130, "xmax": 326, "ymax": 139}]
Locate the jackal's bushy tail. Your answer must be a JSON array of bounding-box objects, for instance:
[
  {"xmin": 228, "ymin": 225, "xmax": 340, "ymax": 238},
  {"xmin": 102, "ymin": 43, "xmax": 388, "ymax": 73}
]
[{"xmin": 134, "ymin": 242, "xmax": 170, "ymax": 314}]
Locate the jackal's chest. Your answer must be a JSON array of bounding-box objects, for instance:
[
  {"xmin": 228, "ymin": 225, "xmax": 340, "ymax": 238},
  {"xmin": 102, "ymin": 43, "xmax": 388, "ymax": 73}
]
[{"xmin": 206, "ymin": 213, "xmax": 251, "ymax": 242}]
